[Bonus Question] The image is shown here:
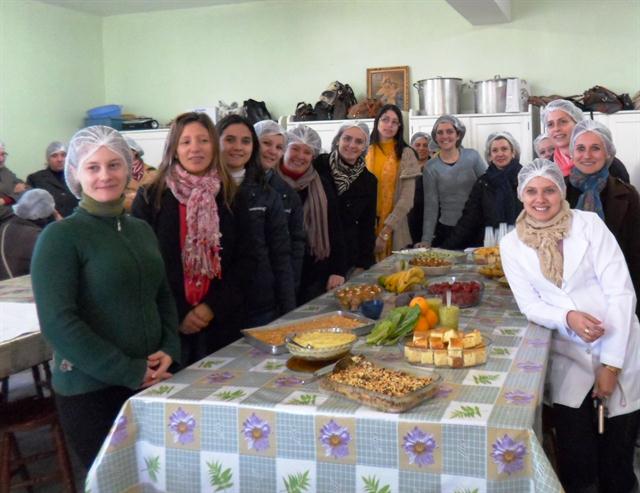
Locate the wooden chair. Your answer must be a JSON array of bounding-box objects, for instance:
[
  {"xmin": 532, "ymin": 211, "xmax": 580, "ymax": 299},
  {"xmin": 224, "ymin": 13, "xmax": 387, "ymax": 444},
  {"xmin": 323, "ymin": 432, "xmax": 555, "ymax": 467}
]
[{"xmin": 0, "ymin": 396, "xmax": 76, "ymax": 493}]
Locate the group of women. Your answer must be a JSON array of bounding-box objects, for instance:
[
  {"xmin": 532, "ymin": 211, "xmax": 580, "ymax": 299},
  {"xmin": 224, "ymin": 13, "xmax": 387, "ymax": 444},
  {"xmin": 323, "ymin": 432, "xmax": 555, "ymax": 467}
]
[{"xmin": 25, "ymin": 99, "xmax": 640, "ymax": 491}]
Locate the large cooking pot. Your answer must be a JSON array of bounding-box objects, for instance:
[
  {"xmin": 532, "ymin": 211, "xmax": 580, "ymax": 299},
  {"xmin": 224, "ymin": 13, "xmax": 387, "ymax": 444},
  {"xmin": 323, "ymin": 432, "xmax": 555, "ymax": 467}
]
[
  {"xmin": 413, "ymin": 77, "xmax": 462, "ymax": 116},
  {"xmin": 471, "ymin": 75, "xmax": 523, "ymax": 114}
]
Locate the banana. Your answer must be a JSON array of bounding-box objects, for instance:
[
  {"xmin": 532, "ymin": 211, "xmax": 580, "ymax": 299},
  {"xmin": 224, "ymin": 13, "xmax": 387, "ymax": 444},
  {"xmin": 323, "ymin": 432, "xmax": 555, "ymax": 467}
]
[{"xmin": 381, "ymin": 267, "xmax": 426, "ymax": 293}]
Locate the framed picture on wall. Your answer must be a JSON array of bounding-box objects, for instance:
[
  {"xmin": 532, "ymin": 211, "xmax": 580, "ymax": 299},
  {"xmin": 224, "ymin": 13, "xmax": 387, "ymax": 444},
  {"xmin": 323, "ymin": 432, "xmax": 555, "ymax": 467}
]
[{"xmin": 367, "ymin": 66, "xmax": 410, "ymax": 111}]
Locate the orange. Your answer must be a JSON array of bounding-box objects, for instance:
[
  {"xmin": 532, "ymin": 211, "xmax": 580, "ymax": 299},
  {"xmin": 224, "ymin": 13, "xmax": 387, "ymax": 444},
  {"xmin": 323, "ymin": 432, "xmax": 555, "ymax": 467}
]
[
  {"xmin": 409, "ymin": 296, "xmax": 430, "ymax": 317},
  {"xmin": 425, "ymin": 308, "xmax": 438, "ymax": 329},
  {"xmin": 414, "ymin": 316, "xmax": 429, "ymax": 332}
]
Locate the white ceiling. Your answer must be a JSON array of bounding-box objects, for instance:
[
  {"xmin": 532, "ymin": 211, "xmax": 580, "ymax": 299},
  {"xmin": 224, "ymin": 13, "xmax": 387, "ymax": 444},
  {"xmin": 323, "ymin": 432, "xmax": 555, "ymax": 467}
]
[{"xmin": 37, "ymin": 0, "xmax": 261, "ymax": 17}]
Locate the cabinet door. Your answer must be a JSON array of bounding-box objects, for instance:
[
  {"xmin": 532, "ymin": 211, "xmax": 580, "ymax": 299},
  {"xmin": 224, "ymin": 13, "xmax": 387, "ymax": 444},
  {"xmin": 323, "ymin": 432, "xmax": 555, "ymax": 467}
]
[
  {"xmin": 120, "ymin": 129, "xmax": 169, "ymax": 167},
  {"xmin": 606, "ymin": 112, "xmax": 640, "ymax": 191},
  {"xmin": 470, "ymin": 115, "xmax": 532, "ymax": 164}
]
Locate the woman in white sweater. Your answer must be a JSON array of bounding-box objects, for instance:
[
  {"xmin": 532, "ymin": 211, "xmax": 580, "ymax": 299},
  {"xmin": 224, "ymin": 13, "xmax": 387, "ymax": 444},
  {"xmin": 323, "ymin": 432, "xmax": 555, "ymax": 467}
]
[{"xmin": 500, "ymin": 159, "xmax": 640, "ymax": 493}]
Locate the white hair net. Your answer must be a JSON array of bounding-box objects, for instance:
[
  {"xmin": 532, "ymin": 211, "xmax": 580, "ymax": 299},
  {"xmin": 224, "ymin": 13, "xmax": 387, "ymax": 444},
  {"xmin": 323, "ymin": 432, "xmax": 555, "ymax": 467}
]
[
  {"xmin": 331, "ymin": 122, "xmax": 370, "ymax": 151},
  {"xmin": 65, "ymin": 126, "xmax": 132, "ymax": 198},
  {"xmin": 517, "ymin": 158, "xmax": 566, "ymax": 200},
  {"xmin": 410, "ymin": 132, "xmax": 430, "ymax": 146},
  {"xmin": 485, "ymin": 131, "xmax": 521, "ymax": 163},
  {"xmin": 533, "ymin": 134, "xmax": 551, "ymax": 150},
  {"xmin": 125, "ymin": 137, "xmax": 144, "ymax": 157},
  {"xmin": 286, "ymin": 125, "xmax": 322, "ymax": 157},
  {"xmin": 542, "ymin": 99, "xmax": 584, "ymax": 128},
  {"xmin": 13, "ymin": 189, "xmax": 55, "ymax": 220},
  {"xmin": 45, "ymin": 141, "xmax": 66, "ymax": 159},
  {"xmin": 569, "ymin": 119, "xmax": 616, "ymax": 166},
  {"xmin": 431, "ymin": 115, "xmax": 466, "ymax": 149},
  {"xmin": 0, "ymin": 141, "xmax": 6, "ymax": 153},
  {"xmin": 254, "ymin": 120, "xmax": 286, "ymax": 139}
]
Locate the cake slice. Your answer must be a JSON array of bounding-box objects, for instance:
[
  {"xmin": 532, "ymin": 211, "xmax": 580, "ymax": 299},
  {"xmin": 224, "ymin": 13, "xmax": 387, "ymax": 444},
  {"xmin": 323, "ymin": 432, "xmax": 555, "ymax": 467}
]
[{"xmin": 462, "ymin": 329, "xmax": 483, "ymax": 349}]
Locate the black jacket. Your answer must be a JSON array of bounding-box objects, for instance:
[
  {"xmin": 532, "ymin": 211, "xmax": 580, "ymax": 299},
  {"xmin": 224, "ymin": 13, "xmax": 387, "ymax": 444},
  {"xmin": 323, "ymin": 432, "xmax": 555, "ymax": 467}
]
[
  {"xmin": 294, "ymin": 171, "xmax": 347, "ymax": 304},
  {"xmin": 266, "ymin": 170, "xmax": 305, "ymax": 292},
  {"xmin": 441, "ymin": 162, "xmax": 522, "ymax": 250},
  {"xmin": 131, "ymin": 184, "xmax": 250, "ymax": 363},
  {"xmin": 315, "ymin": 154, "xmax": 377, "ymax": 271},
  {"xmin": 238, "ymin": 172, "xmax": 296, "ymax": 323},
  {"xmin": 27, "ymin": 168, "xmax": 78, "ymax": 217},
  {"xmin": 566, "ymin": 176, "xmax": 640, "ymax": 316}
]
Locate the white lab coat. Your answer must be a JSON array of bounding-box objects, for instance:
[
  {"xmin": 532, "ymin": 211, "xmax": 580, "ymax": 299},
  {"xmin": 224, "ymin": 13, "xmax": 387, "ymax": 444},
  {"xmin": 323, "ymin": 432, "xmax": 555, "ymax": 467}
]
[{"xmin": 500, "ymin": 209, "xmax": 640, "ymax": 417}]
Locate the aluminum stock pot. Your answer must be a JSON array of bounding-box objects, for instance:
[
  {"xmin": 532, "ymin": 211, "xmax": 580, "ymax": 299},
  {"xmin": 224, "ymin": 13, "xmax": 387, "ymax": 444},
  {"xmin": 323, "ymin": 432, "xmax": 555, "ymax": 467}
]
[
  {"xmin": 471, "ymin": 75, "xmax": 508, "ymax": 113},
  {"xmin": 413, "ymin": 77, "xmax": 462, "ymax": 116}
]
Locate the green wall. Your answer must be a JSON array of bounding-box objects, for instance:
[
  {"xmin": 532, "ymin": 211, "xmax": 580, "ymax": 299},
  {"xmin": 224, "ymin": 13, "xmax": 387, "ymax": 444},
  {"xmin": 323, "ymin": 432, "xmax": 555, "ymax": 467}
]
[
  {"xmin": 0, "ymin": 0, "xmax": 104, "ymax": 179},
  {"xmin": 2, "ymin": 0, "xmax": 639, "ymax": 179},
  {"xmin": 102, "ymin": 0, "xmax": 640, "ymax": 123}
]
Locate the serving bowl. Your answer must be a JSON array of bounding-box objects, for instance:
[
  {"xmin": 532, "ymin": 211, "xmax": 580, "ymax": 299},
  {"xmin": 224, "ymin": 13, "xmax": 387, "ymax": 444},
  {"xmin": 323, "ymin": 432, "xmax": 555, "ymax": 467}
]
[{"xmin": 286, "ymin": 328, "xmax": 357, "ymax": 361}]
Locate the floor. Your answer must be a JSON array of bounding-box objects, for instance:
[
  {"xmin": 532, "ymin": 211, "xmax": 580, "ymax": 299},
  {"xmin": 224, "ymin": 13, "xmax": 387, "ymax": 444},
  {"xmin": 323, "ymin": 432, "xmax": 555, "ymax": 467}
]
[
  {"xmin": 4, "ymin": 369, "xmax": 640, "ymax": 492},
  {"xmin": 4, "ymin": 369, "xmax": 86, "ymax": 492}
]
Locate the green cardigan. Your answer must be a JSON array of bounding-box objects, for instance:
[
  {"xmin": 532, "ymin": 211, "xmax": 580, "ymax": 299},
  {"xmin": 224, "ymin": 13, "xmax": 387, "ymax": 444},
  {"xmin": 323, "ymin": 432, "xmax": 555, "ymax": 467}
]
[{"xmin": 31, "ymin": 207, "xmax": 180, "ymax": 396}]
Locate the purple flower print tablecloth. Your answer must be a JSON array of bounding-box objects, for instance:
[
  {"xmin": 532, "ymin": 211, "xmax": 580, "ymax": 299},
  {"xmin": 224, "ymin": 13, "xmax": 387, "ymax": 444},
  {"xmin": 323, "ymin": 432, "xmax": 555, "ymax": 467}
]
[{"xmin": 86, "ymin": 256, "xmax": 562, "ymax": 493}]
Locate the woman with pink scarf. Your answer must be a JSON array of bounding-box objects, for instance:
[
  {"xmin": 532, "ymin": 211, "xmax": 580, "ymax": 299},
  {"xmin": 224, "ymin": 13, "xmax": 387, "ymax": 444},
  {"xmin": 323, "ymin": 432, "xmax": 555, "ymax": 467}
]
[
  {"xmin": 132, "ymin": 112, "xmax": 250, "ymax": 365},
  {"xmin": 542, "ymin": 99, "xmax": 629, "ymax": 183}
]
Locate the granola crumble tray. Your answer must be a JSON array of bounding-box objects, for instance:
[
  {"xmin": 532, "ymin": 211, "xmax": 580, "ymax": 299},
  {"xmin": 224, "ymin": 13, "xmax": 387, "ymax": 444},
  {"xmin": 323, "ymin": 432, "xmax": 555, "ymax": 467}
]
[{"xmin": 320, "ymin": 355, "xmax": 440, "ymax": 413}]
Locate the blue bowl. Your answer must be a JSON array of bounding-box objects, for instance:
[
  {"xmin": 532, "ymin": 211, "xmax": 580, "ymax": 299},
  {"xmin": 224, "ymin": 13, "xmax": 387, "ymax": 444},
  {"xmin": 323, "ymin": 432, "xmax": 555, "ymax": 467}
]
[{"xmin": 360, "ymin": 299, "xmax": 384, "ymax": 320}]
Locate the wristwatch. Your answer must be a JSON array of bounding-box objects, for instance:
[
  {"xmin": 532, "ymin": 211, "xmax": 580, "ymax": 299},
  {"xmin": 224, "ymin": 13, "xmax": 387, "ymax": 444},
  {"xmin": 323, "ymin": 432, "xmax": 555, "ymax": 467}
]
[{"xmin": 602, "ymin": 364, "xmax": 621, "ymax": 376}]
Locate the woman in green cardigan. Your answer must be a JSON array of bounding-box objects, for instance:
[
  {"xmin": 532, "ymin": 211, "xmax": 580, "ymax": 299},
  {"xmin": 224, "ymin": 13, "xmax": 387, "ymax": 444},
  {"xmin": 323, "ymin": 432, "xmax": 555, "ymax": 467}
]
[{"xmin": 31, "ymin": 126, "xmax": 180, "ymax": 469}]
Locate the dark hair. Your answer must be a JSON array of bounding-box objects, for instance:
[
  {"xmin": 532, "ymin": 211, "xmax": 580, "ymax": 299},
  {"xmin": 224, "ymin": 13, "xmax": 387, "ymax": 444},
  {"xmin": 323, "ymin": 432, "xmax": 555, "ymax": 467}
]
[
  {"xmin": 215, "ymin": 114, "xmax": 265, "ymax": 185},
  {"xmin": 369, "ymin": 104, "xmax": 410, "ymax": 159},
  {"xmin": 146, "ymin": 111, "xmax": 235, "ymax": 209}
]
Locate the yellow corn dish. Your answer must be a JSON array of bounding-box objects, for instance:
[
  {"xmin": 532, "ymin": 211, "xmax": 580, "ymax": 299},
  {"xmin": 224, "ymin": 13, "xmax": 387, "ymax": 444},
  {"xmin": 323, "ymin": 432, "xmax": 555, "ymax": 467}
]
[{"xmin": 294, "ymin": 331, "xmax": 357, "ymax": 349}]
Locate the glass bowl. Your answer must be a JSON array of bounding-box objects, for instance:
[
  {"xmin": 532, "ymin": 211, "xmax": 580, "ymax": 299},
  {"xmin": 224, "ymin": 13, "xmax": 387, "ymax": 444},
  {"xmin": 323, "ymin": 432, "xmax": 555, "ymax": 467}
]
[
  {"xmin": 426, "ymin": 276, "xmax": 484, "ymax": 308},
  {"xmin": 286, "ymin": 328, "xmax": 357, "ymax": 361}
]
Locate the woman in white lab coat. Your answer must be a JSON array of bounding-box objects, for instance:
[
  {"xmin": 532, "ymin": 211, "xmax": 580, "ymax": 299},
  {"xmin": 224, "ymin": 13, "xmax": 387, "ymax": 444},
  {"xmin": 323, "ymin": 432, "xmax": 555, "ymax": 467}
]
[{"xmin": 500, "ymin": 159, "xmax": 640, "ymax": 493}]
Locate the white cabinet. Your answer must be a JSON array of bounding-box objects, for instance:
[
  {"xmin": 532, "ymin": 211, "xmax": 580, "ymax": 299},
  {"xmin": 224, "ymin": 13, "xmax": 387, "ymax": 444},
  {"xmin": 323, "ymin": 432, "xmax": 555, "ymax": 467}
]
[
  {"xmin": 285, "ymin": 117, "xmax": 375, "ymax": 154},
  {"xmin": 120, "ymin": 129, "xmax": 170, "ymax": 168},
  {"xmin": 409, "ymin": 109, "xmax": 536, "ymax": 164}
]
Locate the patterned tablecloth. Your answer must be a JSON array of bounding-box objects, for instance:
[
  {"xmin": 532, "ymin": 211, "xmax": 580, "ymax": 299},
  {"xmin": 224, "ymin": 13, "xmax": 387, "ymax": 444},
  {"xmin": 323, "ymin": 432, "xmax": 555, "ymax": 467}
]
[
  {"xmin": 0, "ymin": 275, "xmax": 51, "ymax": 379},
  {"xmin": 86, "ymin": 256, "xmax": 562, "ymax": 493}
]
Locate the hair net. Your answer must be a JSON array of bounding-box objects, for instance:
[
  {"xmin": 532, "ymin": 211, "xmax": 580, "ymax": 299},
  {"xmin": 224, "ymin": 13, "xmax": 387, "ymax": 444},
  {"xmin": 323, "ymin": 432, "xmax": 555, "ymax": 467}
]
[
  {"xmin": 331, "ymin": 122, "xmax": 370, "ymax": 152},
  {"xmin": 254, "ymin": 120, "xmax": 286, "ymax": 140},
  {"xmin": 286, "ymin": 125, "xmax": 322, "ymax": 157},
  {"xmin": 12, "ymin": 189, "xmax": 55, "ymax": 220},
  {"xmin": 484, "ymin": 131, "xmax": 521, "ymax": 163},
  {"xmin": 431, "ymin": 115, "xmax": 466, "ymax": 148},
  {"xmin": 0, "ymin": 140, "xmax": 6, "ymax": 153},
  {"xmin": 65, "ymin": 126, "xmax": 132, "ymax": 198},
  {"xmin": 517, "ymin": 158, "xmax": 566, "ymax": 200},
  {"xmin": 569, "ymin": 119, "xmax": 616, "ymax": 166},
  {"xmin": 45, "ymin": 141, "xmax": 66, "ymax": 159},
  {"xmin": 533, "ymin": 134, "xmax": 551, "ymax": 150},
  {"xmin": 410, "ymin": 132, "xmax": 430, "ymax": 146},
  {"xmin": 542, "ymin": 99, "xmax": 584, "ymax": 128},
  {"xmin": 125, "ymin": 137, "xmax": 144, "ymax": 157}
]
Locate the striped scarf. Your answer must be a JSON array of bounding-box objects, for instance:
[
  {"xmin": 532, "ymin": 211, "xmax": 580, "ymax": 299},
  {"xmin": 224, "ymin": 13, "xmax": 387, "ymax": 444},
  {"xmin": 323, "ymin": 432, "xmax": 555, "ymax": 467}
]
[{"xmin": 328, "ymin": 150, "xmax": 365, "ymax": 195}]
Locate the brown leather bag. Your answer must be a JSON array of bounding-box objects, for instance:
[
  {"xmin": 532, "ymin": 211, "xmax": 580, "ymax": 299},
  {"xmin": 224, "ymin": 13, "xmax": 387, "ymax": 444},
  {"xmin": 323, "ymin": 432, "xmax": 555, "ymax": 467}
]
[{"xmin": 347, "ymin": 98, "xmax": 382, "ymax": 119}]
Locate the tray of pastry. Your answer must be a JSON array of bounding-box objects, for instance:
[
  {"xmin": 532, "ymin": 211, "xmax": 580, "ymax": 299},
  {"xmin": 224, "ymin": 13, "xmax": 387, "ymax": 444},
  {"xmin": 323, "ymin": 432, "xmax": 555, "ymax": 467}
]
[
  {"xmin": 319, "ymin": 354, "xmax": 441, "ymax": 413},
  {"xmin": 241, "ymin": 311, "xmax": 375, "ymax": 355},
  {"xmin": 404, "ymin": 328, "xmax": 491, "ymax": 368}
]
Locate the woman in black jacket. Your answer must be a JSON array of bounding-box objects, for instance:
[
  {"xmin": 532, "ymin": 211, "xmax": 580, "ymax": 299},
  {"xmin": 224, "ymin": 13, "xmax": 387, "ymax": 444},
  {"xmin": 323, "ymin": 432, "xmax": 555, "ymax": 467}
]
[
  {"xmin": 314, "ymin": 122, "xmax": 377, "ymax": 277},
  {"xmin": 442, "ymin": 132, "xmax": 522, "ymax": 250},
  {"xmin": 132, "ymin": 112, "xmax": 250, "ymax": 365},
  {"xmin": 278, "ymin": 125, "xmax": 347, "ymax": 304},
  {"xmin": 254, "ymin": 120, "xmax": 305, "ymax": 294},
  {"xmin": 217, "ymin": 115, "xmax": 295, "ymax": 326}
]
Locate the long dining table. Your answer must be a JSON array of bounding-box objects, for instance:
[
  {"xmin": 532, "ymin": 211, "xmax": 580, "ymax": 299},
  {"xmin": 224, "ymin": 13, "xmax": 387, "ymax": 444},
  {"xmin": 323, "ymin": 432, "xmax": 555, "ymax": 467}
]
[{"xmin": 86, "ymin": 254, "xmax": 562, "ymax": 493}]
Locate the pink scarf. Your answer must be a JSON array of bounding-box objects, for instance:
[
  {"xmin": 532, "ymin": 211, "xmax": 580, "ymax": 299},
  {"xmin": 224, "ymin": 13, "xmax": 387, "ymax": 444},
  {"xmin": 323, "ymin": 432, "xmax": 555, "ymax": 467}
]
[
  {"xmin": 553, "ymin": 148, "xmax": 573, "ymax": 177},
  {"xmin": 165, "ymin": 164, "xmax": 222, "ymax": 279}
]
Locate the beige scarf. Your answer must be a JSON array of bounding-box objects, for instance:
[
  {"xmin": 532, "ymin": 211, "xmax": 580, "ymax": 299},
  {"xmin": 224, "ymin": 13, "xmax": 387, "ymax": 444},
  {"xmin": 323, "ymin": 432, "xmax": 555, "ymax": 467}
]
[{"xmin": 515, "ymin": 200, "xmax": 572, "ymax": 287}]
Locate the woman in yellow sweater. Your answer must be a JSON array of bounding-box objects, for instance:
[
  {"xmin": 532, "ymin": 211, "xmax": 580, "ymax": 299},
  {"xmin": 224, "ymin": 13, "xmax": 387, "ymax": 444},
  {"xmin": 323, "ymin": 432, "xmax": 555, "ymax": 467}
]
[{"xmin": 365, "ymin": 104, "xmax": 420, "ymax": 260}]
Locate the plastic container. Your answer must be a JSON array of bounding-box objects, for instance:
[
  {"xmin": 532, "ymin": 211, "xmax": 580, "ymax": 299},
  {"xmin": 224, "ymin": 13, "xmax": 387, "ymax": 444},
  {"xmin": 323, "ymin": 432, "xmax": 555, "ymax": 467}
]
[
  {"xmin": 87, "ymin": 104, "xmax": 122, "ymax": 118},
  {"xmin": 83, "ymin": 117, "xmax": 122, "ymax": 130}
]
